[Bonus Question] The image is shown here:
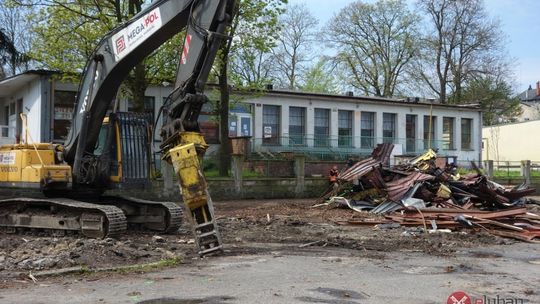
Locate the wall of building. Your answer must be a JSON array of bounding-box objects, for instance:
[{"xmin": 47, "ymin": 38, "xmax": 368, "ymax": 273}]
[
  {"xmin": 483, "ymin": 120, "xmax": 540, "ymax": 161},
  {"xmin": 0, "ymin": 77, "xmax": 43, "ymax": 143},
  {"xmin": 250, "ymin": 94, "xmax": 482, "ymax": 161},
  {"xmin": 0, "ymin": 72, "xmax": 483, "ymax": 164},
  {"xmin": 519, "ymin": 102, "xmax": 540, "ymax": 122}
]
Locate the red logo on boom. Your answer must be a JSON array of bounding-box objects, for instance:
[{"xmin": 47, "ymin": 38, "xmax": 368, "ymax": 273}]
[
  {"xmin": 181, "ymin": 34, "xmax": 192, "ymax": 65},
  {"xmin": 448, "ymin": 291, "xmax": 471, "ymax": 304},
  {"xmin": 116, "ymin": 36, "xmax": 126, "ymax": 53}
]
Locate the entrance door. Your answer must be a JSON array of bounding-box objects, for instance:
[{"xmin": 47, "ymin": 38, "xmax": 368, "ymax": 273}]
[
  {"xmin": 8, "ymin": 102, "xmax": 16, "ymax": 140},
  {"xmin": 240, "ymin": 117, "xmax": 251, "ymax": 137}
]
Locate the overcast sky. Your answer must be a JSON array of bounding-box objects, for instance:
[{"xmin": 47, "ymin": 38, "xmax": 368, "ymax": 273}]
[{"xmin": 288, "ymin": 0, "xmax": 539, "ymax": 93}]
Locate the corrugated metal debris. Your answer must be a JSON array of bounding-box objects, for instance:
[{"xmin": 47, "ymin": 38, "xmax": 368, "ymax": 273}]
[{"xmin": 321, "ymin": 144, "xmax": 540, "ymax": 242}]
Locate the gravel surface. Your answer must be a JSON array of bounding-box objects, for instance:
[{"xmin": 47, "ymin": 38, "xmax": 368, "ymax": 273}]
[{"xmin": 0, "ymin": 198, "xmax": 517, "ymax": 283}]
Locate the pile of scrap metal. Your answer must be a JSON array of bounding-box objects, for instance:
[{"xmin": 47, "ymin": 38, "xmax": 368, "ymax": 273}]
[{"xmin": 320, "ymin": 143, "xmax": 540, "ymax": 242}]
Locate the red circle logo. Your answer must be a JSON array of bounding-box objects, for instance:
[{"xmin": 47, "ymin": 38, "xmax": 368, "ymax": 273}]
[{"xmin": 447, "ymin": 291, "xmax": 471, "ymax": 304}]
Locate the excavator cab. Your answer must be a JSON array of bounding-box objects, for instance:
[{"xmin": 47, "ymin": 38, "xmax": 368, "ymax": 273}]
[{"xmin": 94, "ymin": 112, "xmax": 152, "ymax": 190}]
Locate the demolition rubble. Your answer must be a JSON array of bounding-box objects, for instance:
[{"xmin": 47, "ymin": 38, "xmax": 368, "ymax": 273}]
[{"xmin": 320, "ymin": 144, "xmax": 540, "ymax": 242}]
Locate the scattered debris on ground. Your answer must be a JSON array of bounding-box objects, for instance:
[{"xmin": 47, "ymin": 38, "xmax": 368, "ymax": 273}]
[
  {"xmin": 0, "ymin": 230, "xmax": 193, "ymax": 279},
  {"xmin": 318, "ymin": 143, "xmax": 540, "ymax": 242},
  {"xmin": 2, "ymin": 198, "xmax": 515, "ymax": 282}
]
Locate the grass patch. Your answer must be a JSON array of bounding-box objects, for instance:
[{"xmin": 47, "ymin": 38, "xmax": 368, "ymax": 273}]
[
  {"xmin": 204, "ymin": 168, "xmax": 263, "ymax": 178},
  {"xmin": 32, "ymin": 258, "xmax": 183, "ymax": 279},
  {"xmin": 110, "ymin": 257, "xmax": 183, "ymax": 274},
  {"xmin": 456, "ymin": 167, "xmax": 540, "ymax": 179}
]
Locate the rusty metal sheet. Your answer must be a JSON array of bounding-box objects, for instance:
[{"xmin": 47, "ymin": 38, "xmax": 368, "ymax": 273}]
[
  {"xmin": 385, "ymin": 171, "xmax": 434, "ymax": 202},
  {"xmin": 338, "ymin": 158, "xmax": 380, "ymax": 181},
  {"xmin": 488, "ymin": 230, "xmax": 540, "ymax": 242},
  {"xmin": 371, "ymin": 143, "xmax": 394, "ymax": 164},
  {"xmin": 397, "ymin": 207, "xmax": 527, "ymax": 219},
  {"xmin": 363, "ymin": 167, "xmax": 386, "ymax": 189}
]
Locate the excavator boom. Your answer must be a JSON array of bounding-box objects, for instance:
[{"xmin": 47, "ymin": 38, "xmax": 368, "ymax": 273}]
[{"xmin": 0, "ymin": 0, "xmax": 235, "ymax": 255}]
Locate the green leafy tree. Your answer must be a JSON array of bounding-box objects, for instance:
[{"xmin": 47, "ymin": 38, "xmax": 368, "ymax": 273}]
[
  {"xmin": 18, "ymin": 0, "xmax": 180, "ymax": 111},
  {"xmin": 229, "ymin": 27, "xmax": 276, "ymax": 88},
  {"xmin": 459, "ymin": 77, "xmax": 521, "ymax": 126},
  {"xmin": 300, "ymin": 59, "xmax": 340, "ymax": 94},
  {"xmin": 215, "ymin": 0, "xmax": 286, "ymax": 176}
]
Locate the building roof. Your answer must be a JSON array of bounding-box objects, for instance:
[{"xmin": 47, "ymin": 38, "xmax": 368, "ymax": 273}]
[
  {"xmin": 0, "ymin": 70, "xmax": 482, "ymax": 111},
  {"xmin": 0, "ymin": 70, "xmax": 57, "ymax": 98},
  {"xmin": 483, "ymin": 118, "xmax": 540, "ymax": 129},
  {"xmin": 518, "ymin": 87, "xmax": 540, "ymax": 102},
  {"xmin": 248, "ymin": 88, "xmax": 482, "ymax": 111}
]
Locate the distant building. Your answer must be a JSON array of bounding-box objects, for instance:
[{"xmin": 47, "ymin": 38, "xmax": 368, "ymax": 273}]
[
  {"xmin": 519, "ymin": 82, "xmax": 540, "ymax": 103},
  {"xmin": 483, "ymin": 120, "xmax": 540, "ymax": 162},
  {"xmin": 0, "ymin": 70, "xmax": 484, "ymax": 162},
  {"xmin": 517, "ymin": 82, "xmax": 540, "ymax": 122}
]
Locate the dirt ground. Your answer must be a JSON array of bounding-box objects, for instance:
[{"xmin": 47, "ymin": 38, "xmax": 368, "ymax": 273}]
[{"xmin": 0, "ymin": 198, "xmax": 516, "ymax": 287}]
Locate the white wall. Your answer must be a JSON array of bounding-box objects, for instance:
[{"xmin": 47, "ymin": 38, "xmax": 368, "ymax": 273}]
[
  {"xmin": 249, "ymin": 94, "xmax": 482, "ymax": 161},
  {"xmin": 483, "ymin": 120, "xmax": 540, "ymax": 161},
  {"xmin": 4, "ymin": 78, "xmax": 482, "ymax": 162},
  {"xmin": 23, "ymin": 79, "xmax": 42, "ymax": 143},
  {"xmin": 0, "ymin": 77, "xmax": 42, "ymax": 143}
]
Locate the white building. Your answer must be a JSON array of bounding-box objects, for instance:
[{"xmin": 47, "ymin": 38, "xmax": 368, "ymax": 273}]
[
  {"xmin": 246, "ymin": 90, "xmax": 482, "ymax": 161},
  {"xmin": 0, "ymin": 71, "xmax": 483, "ymax": 162},
  {"xmin": 483, "ymin": 120, "xmax": 540, "ymax": 162}
]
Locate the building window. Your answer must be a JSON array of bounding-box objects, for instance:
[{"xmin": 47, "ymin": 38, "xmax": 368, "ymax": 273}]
[
  {"xmin": 382, "ymin": 113, "xmax": 396, "ymax": 144},
  {"xmin": 314, "ymin": 108, "xmax": 330, "ymax": 147},
  {"xmin": 263, "ymin": 105, "xmax": 280, "ymax": 145},
  {"xmin": 338, "ymin": 110, "xmax": 353, "ymax": 147},
  {"xmin": 461, "ymin": 118, "xmax": 473, "ymax": 150},
  {"xmin": 53, "ymin": 90, "xmax": 76, "ymax": 141},
  {"xmin": 443, "ymin": 117, "xmax": 455, "ymax": 150},
  {"xmin": 361, "ymin": 112, "xmax": 375, "ymax": 149},
  {"xmin": 423, "ymin": 116, "xmax": 436, "ymax": 150},
  {"xmin": 406, "ymin": 114, "xmax": 416, "ymax": 153},
  {"xmin": 289, "ymin": 107, "xmax": 305, "ymax": 145}
]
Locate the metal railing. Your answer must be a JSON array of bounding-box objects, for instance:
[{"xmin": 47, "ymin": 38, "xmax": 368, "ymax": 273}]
[
  {"xmin": 251, "ymin": 135, "xmax": 454, "ymax": 159},
  {"xmin": 483, "ymin": 160, "xmax": 540, "ymax": 179}
]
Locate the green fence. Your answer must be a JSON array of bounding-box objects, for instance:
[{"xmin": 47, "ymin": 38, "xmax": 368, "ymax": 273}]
[{"xmin": 250, "ymin": 135, "xmax": 452, "ymax": 160}]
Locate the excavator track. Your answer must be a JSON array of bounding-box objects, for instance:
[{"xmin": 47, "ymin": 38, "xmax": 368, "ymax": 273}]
[
  {"xmin": 0, "ymin": 197, "xmax": 127, "ymax": 238},
  {"xmin": 100, "ymin": 196, "xmax": 182, "ymax": 233}
]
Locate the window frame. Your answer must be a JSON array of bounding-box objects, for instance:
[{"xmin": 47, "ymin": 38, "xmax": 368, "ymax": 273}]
[
  {"xmin": 314, "ymin": 108, "xmax": 330, "ymax": 147},
  {"xmin": 338, "ymin": 110, "xmax": 353, "ymax": 147}
]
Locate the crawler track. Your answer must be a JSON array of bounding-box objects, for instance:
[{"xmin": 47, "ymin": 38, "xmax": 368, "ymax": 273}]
[
  {"xmin": 0, "ymin": 197, "xmax": 127, "ymax": 238},
  {"xmin": 101, "ymin": 196, "xmax": 182, "ymax": 233},
  {"xmin": 0, "ymin": 195, "xmax": 183, "ymax": 238}
]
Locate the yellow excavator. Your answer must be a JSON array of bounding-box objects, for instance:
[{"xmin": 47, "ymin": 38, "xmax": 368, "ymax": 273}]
[{"xmin": 0, "ymin": 0, "xmax": 234, "ymax": 256}]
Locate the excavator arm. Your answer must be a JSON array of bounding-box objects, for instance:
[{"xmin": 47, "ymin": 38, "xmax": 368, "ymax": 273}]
[
  {"xmin": 0, "ymin": 1, "xmax": 233, "ymax": 251},
  {"xmin": 63, "ymin": 0, "xmax": 234, "ymax": 255},
  {"xmin": 64, "ymin": 0, "xmax": 234, "ymax": 186}
]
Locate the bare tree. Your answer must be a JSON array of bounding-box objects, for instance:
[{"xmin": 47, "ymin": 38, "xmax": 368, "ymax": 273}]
[
  {"xmin": 229, "ymin": 15, "xmax": 277, "ymax": 88},
  {"xmin": 327, "ymin": 0, "xmax": 418, "ymax": 97},
  {"xmin": 415, "ymin": 0, "xmax": 507, "ymax": 103},
  {"xmin": 0, "ymin": 2, "xmax": 34, "ymax": 76},
  {"xmin": 230, "ymin": 45, "xmax": 275, "ymax": 87},
  {"xmin": 272, "ymin": 3, "xmax": 318, "ymax": 90}
]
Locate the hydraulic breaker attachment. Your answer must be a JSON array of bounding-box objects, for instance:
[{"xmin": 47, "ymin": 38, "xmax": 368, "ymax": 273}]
[{"xmin": 166, "ymin": 132, "xmax": 222, "ymax": 256}]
